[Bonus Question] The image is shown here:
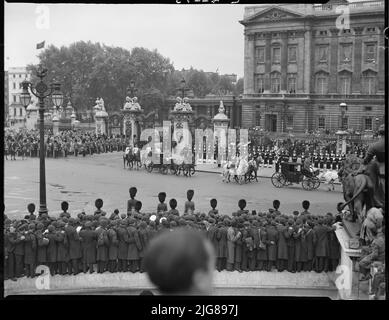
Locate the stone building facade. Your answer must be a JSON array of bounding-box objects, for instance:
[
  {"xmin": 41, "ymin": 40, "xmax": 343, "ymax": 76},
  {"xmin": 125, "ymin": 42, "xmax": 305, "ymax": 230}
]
[{"xmin": 239, "ymin": 0, "xmax": 385, "ymax": 133}]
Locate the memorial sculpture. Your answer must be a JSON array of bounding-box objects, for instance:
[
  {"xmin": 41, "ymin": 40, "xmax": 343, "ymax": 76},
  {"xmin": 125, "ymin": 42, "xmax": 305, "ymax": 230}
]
[
  {"xmin": 123, "ymin": 96, "xmax": 142, "ymax": 111},
  {"xmin": 173, "ymin": 97, "xmax": 192, "ymax": 112}
]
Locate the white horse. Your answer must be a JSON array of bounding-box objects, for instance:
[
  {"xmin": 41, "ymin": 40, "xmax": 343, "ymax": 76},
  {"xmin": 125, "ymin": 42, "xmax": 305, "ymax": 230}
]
[{"xmin": 318, "ymin": 169, "xmax": 339, "ymax": 191}]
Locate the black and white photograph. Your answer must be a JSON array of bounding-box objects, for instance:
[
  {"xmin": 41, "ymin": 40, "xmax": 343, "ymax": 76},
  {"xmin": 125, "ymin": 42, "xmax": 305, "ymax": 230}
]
[{"xmin": 3, "ymin": 0, "xmax": 387, "ymax": 303}]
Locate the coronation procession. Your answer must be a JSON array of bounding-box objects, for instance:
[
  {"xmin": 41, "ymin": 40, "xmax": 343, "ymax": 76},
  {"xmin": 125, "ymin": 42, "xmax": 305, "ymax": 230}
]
[{"xmin": 4, "ymin": 1, "xmax": 386, "ymax": 302}]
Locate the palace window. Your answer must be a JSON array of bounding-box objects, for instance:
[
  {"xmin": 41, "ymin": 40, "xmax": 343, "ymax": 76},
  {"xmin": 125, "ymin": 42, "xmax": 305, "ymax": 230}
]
[
  {"xmin": 318, "ymin": 45, "xmax": 329, "ymax": 62},
  {"xmin": 255, "ymin": 47, "xmax": 265, "ymax": 64},
  {"xmin": 14, "ymin": 108, "xmax": 16, "ymax": 116},
  {"xmin": 367, "ymin": 27, "xmax": 376, "ymax": 33},
  {"xmin": 365, "ymin": 43, "xmax": 377, "ymax": 62},
  {"xmin": 362, "ymin": 71, "xmax": 377, "ymax": 94},
  {"xmin": 318, "ymin": 116, "xmax": 326, "ymax": 129},
  {"xmin": 286, "ymin": 115, "xmax": 294, "ymax": 128},
  {"xmin": 339, "ymin": 71, "xmax": 352, "ymax": 94},
  {"xmin": 270, "ymin": 72, "xmax": 281, "ymax": 93},
  {"xmin": 272, "ymin": 47, "xmax": 281, "ymax": 63},
  {"xmin": 318, "ymin": 105, "xmax": 325, "ymax": 111},
  {"xmin": 287, "ymin": 74, "xmax": 296, "ymax": 93},
  {"xmin": 255, "ymin": 75, "xmax": 265, "ymax": 93},
  {"xmin": 341, "ymin": 116, "xmax": 349, "ymax": 130},
  {"xmin": 365, "ymin": 106, "xmax": 372, "ymax": 111},
  {"xmin": 13, "ymin": 95, "xmax": 17, "ymax": 103},
  {"xmin": 319, "ymin": 30, "xmax": 328, "ymax": 36},
  {"xmin": 364, "ymin": 117, "xmax": 373, "ymax": 131},
  {"xmin": 340, "ymin": 43, "xmax": 353, "ymax": 63},
  {"xmin": 13, "ymin": 82, "xmax": 16, "ymax": 89},
  {"xmin": 315, "ymin": 72, "xmax": 329, "ymax": 94},
  {"xmin": 342, "ymin": 29, "xmax": 351, "ymax": 34},
  {"xmin": 255, "ymin": 107, "xmax": 261, "ymax": 126},
  {"xmin": 288, "ymin": 46, "xmax": 297, "ymax": 63},
  {"xmin": 19, "ymin": 108, "xmax": 23, "ymax": 116}
]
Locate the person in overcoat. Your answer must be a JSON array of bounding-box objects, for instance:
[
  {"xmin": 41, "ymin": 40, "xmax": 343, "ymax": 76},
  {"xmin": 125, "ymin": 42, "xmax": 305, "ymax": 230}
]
[
  {"xmin": 256, "ymin": 221, "xmax": 268, "ymax": 271},
  {"xmin": 45, "ymin": 225, "xmax": 59, "ymax": 275},
  {"xmin": 36, "ymin": 223, "xmax": 49, "ymax": 267},
  {"xmin": 56, "ymin": 221, "xmax": 69, "ymax": 275},
  {"xmin": 146, "ymin": 220, "xmax": 158, "ymax": 241},
  {"xmin": 79, "ymin": 221, "xmax": 97, "ymax": 273},
  {"xmin": 234, "ymin": 224, "xmax": 243, "ymax": 272},
  {"xmin": 285, "ymin": 220, "xmax": 296, "ymax": 273},
  {"xmin": 127, "ymin": 218, "xmax": 142, "ymax": 272},
  {"xmin": 137, "ymin": 221, "xmax": 149, "ymax": 273},
  {"xmin": 24, "ymin": 224, "xmax": 37, "ymax": 277},
  {"xmin": 216, "ymin": 219, "xmax": 228, "ymax": 271},
  {"xmin": 65, "ymin": 218, "xmax": 82, "ymax": 275},
  {"xmin": 313, "ymin": 218, "xmax": 330, "ymax": 272},
  {"xmin": 226, "ymin": 220, "xmax": 238, "ymax": 271},
  {"xmin": 294, "ymin": 220, "xmax": 306, "ymax": 272},
  {"xmin": 117, "ymin": 219, "xmax": 129, "ymax": 272},
  {"xmin": 303, "ymin": 221, "xmax": 316, "ymax": 271},
  {"xmin": 266, "ymin": 220, "xmax": 279, "ymax": 271},
  {"xmin": 327, "ymin": 218, "xmax": 340, "ymax": 272},
  {"xmin": 206, "ymin": 219, "xmax": 218, "ymax": 254},
  {"xmin": 276, "ymin": 219, "xmax": 288, "ymax": 271},
  {"xmin": 96, "ymin": 218, "xmax": 110, "ymax": 273},
  {"xmin": 107, "ymin": 220, "xmax": 119, "ymax": 273}
]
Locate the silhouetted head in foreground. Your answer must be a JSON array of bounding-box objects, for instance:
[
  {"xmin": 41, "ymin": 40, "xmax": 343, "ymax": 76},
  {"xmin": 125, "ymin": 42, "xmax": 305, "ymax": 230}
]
[{"xmin": 144, "ymin": 228, "xmax": 215, "ymax": 295}]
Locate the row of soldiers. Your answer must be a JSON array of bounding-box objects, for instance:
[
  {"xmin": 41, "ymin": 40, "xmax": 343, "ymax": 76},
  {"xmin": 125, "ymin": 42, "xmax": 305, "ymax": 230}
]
[
  {"xmin": 4, "ymin": 129, "xmax": 129, "ymax": 160},
  {"xmin": 4, "ymin": 193, "xmax": 341, "ymax": 280}
]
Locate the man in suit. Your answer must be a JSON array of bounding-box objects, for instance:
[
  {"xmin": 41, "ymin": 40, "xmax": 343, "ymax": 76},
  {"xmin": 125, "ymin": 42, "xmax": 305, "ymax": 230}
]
[
  {"xmin": 266, "ymin": 220, "xmax": 278, "ymax": 271},
  {"xmin": 65, "ymin": 218, "xmax": 82, "ymax": 275},
  {"xmin": 276, "ymin": 218, "xmax": 288, "ymax": 272},
  {"xmin": 117, "ymin": 219, "xmax": 129, "ymax": 272},
  {"xmin": 313, "ymin": 218, "xmax": 330, "ymax": 273}
]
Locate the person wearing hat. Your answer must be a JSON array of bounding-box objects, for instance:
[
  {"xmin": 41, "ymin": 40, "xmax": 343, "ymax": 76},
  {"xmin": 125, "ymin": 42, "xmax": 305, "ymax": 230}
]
[
  {"xmin": 56, "ymin": 221, "xmax": 69, "ymax": 275},
  {"xmin": 312, "ymin": 218, "xmax": 330, "ymax": 273},
  {"xmin": 241, "ymin": 221, "xmax": 253, "ymax": 272},
  {"xmin": 127, "ymin": 218, "xmax": 142, "ymax": 273},
  {"xmin": 184, "ymin": 189, "xmax": 195, "ymax": 214},
  {"xmin": 167, "ymin": 198, "xmax": 179, "ymax": 217},
  {"xmin": 157, "ymin": 192, "xmax": 168, "ymax": 213},
  {"xmin": 226, "ymin": 220, "xmax": 239, "ymax": 271},
  {"xmin": 127, "ymin": 187, "xmax": 138, "ymax": 216},
  {"xmin": 5, "ymin": 224, "xmax": 18, "ymax": 280},
  {"xmin": 215, "ymin": 219, "xmax": 228, "ymax": 271},
  {"xmin": 285, "ymin": 219, "xmax": 297, "ymax": 273},
  {"xmin": 24, "ymin": 223, "xmax": 37, "ymax": 278},
  {"xmin": 146, "ymin": 219, "xmax": 158, "ymax": 241},
  {"xmin": 138, "ymin": 221, "xmax": 149, "ymax": 273},
  {"xmin": 79, "ymin": 221, "xmax": 97, "ymax": 274},
  {"xmin": 266, "ymin": 220, "xmax": 278, "ymax": 271},
  {"xmin": 109, "ymin": 209, "xmax": 120, "ymax": 220},
  {"xmin": 65, "ymin": 218, "xmax": 82, "ymax": 275},
  {"xmin": 96, "ymin": 218, "xmax": 110, "ymax": 273},
  {"xmin": 273, "ymin": 200, "xmax": 281, "ymax": 215},
  {"xmin": 59, "ymin": 201, "xmax": 71, "ymax": 219},
  {"xmin": 117, "ymin": 219, "xmax": 129, "ymax": 272},
  {"xmin": 236, "ymin": 199, "xmax": 248, "ymax": 216},
  {"xmin": 208, "ymin": 199, "xmax": 219, "ymax": 218},
  {"xmin": 276, "ymin": 218, "xmax": 288, "ymax": 272},
  {"xmin": 256, "ymin": 221, "xmax": 268, "ymax": 271},
  {"xmin": 303, "ymin": 221, "xmax": 315, "ymax": 272},
  {"xmin": 107, "ymin": 221, "xmax": 119, "ymax": 273},
  {"xmin": 27, "ymin": 203, "xmax": 37, "ymax": 221},
  {"xmin": 45, "ymin": 224, "xmax": 59, "ymax": 276},
  {"xmin": 206, "ymin": 218, "xmax": 218, "ymax": 254},
  {"xmin": 327, "ymin": 217, "xmax": 340, "ymax": 272},
  {"xmin": 13, "ymin": 223, "xmax": 27, "ymax": 278},
  {"xmin": 36, "ymin": 222, "xmax": 49, "ymax": 268},
  {"xmin": 94, "ymin": 198, "xmax": 107, "ymax": 217}
]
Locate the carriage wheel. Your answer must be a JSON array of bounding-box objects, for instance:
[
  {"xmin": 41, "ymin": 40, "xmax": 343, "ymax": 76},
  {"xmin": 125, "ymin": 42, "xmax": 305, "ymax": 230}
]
[
  {"xmin": 175, "ymin": 166, "xmax": 182, "ymax": 176},
  {"xmin": 312, "ymin": 177, "xmax": 321, "ymax": 190},
  {"xmin": 136, "ymin": 161, "xmax": 142, "ymax": 169},
  {"xmin": 161, "ymin": 166, "xmax": 168, "ymax": 175},
  {"xmin": 302, "ymin": 178, "xmax": 315, "ymax": 191},
  {"xmin": 169, "ymin": 165, "xmax": 177, "ymax": 175},
  {"xmin": 182, "ymin": 166, "xmax": 190, "ymax": 177},
  {"xmin": 146, "ymin": 163, "xmax": 153, "ymax": 173},
  {"xmin": 271, "ymin": 173, "xmax": 285, "ymax": 188},
  {"xmin": 189, "ymin": 166, "xmax": 195, "ymax": 176}
]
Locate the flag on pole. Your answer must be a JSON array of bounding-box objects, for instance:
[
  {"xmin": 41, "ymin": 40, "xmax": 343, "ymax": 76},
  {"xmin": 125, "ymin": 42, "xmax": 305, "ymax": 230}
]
[{"xmin": 36, "ymin": 41, "xmax": 45, "ymax": 49}]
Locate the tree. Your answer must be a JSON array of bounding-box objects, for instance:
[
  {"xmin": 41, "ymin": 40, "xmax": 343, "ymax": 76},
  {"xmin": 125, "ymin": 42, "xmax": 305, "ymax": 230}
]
[{"xmin": 234, "ymin": 78, "xmax": 244, "ymax": 95}]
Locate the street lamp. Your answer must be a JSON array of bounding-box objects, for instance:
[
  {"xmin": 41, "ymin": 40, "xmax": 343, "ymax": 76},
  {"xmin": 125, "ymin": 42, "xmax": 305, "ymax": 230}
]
[
  {"xmin": 20, "ymin": 64, "xmax": 63, "ymax": 215},
  {"xmin": 127, "ymin": 80, "xmax": 137, "ymax": 98}
]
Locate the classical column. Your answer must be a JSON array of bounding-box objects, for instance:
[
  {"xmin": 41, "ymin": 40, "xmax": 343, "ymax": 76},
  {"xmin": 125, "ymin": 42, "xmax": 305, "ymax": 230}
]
[
  {"xmin": 378, "ymin": 25, "xmax": 385, "ymax": 92},
  {"xmin": 280, "ymin": 31, "xmax": 288, "ymax": 92},
  {"xmin": 244, "ymin": 33, "xmax": 255, "ymax": 94},
  {"xmin": 264, "ymin": 32, "xmax": 272, "ymax": 92},
  {"xmin": 352, "ymin": 27, "xmax": 364, "ymax": 93},
  {"xmin": 303, "ymin": 25, "xmax": 312, "ymax": 93},
  {"xmin": 329, "ymin": 28, "xmax": 339, "ymax": 93}
]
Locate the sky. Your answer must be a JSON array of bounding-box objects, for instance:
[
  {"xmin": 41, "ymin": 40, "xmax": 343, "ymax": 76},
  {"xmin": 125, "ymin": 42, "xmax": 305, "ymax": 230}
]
[{"xmin": 4, "ymin": 3, "xmax": 247, "ymax": 77}]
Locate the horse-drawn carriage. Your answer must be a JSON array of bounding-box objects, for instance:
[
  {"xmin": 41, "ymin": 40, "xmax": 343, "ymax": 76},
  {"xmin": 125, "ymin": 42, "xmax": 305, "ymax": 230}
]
[
  {"xmin": 145, "ymin": 156, "xmax": 196, "ymax": 177},
  {"xmin": 271, "ymin": 162, "xmax": 321, "ymax": 190},
  {"xmin": 123, "ymin": 146, "xmax": 142, "ymax": 169},
  {"xmin": 222, "ymin": 158, "xmax": 259, "ymax": 184}
]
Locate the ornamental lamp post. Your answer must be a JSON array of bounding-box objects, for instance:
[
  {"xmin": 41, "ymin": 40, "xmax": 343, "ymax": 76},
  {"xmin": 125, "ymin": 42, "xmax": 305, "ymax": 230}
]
[
  {"xmin": 20, "ymin": 65, "xmax": 63, "ymax": 215},
  {"xmin": 179, "ymin": 78, "xmax": 189, "ymax": 99}
]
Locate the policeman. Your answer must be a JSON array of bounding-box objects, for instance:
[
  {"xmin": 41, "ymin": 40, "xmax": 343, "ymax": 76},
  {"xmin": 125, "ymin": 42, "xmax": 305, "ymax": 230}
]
[
  {"xmin": 326, "ymin": 152, "xmax": 332, "ymax": 170},
  {"xmin": 319, "ymin": 153, "xmax": 324, "ymax": 169},
  {"xmin": 313, "ymin": 152, "xmax": 319, "ymax": 168}
]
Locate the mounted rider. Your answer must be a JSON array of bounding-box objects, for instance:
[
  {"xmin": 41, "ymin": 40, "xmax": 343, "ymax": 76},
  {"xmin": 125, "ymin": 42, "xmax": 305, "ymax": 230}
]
[{"xmin": 355, "ymin": 124, "xmax": 385, "ymax": 210}]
